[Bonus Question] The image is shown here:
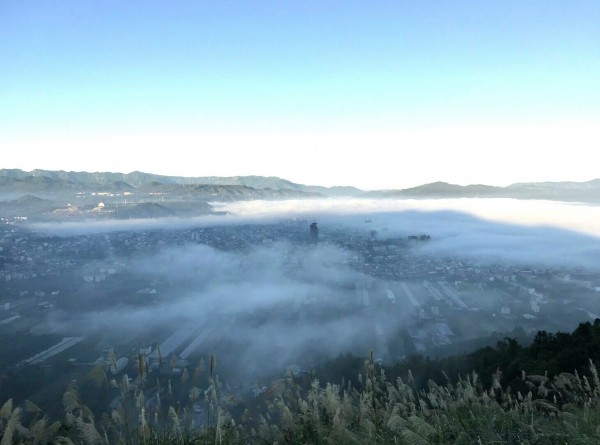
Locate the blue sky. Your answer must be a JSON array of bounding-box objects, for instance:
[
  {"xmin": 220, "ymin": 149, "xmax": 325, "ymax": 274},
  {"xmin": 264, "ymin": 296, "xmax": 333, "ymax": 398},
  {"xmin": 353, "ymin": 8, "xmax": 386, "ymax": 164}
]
[{"xmin": 1, "ymin": 1, "xmax": 599, "ymax": 188}]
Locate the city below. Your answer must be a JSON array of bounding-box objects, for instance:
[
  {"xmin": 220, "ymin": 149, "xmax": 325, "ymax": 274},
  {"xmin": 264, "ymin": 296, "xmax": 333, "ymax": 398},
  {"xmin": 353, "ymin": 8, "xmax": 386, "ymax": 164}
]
[{"xmin": 2, "ymin": 210, "xmax": 599, "ymax": 419}]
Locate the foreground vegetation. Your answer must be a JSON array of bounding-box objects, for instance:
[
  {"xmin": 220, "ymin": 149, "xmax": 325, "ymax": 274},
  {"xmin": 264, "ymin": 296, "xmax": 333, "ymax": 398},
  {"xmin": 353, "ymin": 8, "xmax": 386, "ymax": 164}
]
[{"xmin": 3, "ymin": 323, "xmax": 600, "ymax": 444}]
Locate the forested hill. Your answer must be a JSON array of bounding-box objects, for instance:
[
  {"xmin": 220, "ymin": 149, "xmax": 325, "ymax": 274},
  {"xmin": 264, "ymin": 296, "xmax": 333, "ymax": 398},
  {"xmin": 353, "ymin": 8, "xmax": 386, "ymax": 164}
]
[
  {"xmin": 2, "ymin": 320, "xmax": 600, "ymax": 443},
  {"xmin": 319, "ymin": 319, "xmax": 600, "ymax": 390}
]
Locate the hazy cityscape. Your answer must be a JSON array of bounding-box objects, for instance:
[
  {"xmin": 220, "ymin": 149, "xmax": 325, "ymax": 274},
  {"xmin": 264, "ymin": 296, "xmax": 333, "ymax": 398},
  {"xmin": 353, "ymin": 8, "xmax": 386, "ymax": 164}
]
[{"xmin": 2, "ymin": 173, "xmax": 600, "ymax": 421}]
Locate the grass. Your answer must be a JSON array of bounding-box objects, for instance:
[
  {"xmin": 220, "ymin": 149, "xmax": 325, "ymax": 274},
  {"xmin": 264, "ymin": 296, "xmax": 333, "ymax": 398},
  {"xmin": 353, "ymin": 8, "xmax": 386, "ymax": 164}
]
[{"xmin": 2, "ymin": 354, "xmax": 600, "ymax": 444}]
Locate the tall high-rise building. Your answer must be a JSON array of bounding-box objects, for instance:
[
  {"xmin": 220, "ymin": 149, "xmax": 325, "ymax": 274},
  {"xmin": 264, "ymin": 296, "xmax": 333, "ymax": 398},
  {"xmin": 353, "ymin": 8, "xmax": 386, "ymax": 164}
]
[{"xmin": 309, "ymin": 221, "xmax": 319, "ymax": 244}]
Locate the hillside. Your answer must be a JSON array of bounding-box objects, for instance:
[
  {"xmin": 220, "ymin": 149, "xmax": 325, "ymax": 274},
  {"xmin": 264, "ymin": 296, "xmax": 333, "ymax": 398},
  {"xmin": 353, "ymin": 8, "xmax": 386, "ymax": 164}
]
[
  {"xmin": 2, "ymin": 321, "xmax": 600, "ymax": 444},
  {"xmin": 0, "ymin": 195, "xmax": 65, "ymax": 218},
  {"xmin": 105, "ymin": 201, "xmax": 212, "ymax": 219}
]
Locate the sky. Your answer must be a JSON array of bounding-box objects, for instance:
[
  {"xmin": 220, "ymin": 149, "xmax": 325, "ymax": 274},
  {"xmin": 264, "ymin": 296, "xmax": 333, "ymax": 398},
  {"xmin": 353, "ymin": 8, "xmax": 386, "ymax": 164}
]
[{"xmin": 1, "ymin": 1, "xmax": 599, "ymax": 189}]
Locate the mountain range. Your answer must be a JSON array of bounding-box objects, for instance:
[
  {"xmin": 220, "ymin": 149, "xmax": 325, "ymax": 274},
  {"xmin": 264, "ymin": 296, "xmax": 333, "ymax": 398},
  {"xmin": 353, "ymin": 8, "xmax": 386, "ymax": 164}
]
[
  {"xmin": 1, "ymin": 169, "xmax": 600, "ymax": 221},
  {"xmin": 0, "ymin": 169, "xmax": 359, "ymax": 197},
  {"xmin": 365, "ymin": 179, "xmax": 600, "ymax": 201},
  {"xmin": 2, "ymin": 168, "xmax": 600, "ymax": 201}
]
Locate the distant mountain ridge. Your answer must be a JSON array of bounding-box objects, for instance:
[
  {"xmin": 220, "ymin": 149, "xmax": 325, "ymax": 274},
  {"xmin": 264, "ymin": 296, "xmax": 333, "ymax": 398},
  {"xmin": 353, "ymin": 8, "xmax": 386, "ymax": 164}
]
[
  {"xmin": 366, "ymin": 181, "xmax": 504, "ymax": 198},
  {"xmin": 365, "ymin": 180, "xmax": 600, "ymax": 202},
  {"xmin": 0, "ymin": 169, "xmax": 327, "ymax": 199},
  {"xmin": 0, "ymin": 169, "xmax": 360, "ymax": 196},
  {"xmin": 0, "ymin": 169, "xmax": 331, "ymax": 221},
  {"xmin": 1, "ymin": 169, "xmax": 600, "ymax": 202}
]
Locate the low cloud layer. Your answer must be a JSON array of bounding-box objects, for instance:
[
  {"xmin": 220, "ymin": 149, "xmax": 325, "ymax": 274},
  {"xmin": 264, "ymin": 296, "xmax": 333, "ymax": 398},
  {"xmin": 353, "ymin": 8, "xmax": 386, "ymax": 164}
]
[
  {"xmin": 31, "ymin": 198, "xmax": 600, "ymax": 382},
  {"xmin": 212, "ymin": 198, "xmax": 600, "ymax": 270},
  {"xmin": 32, "ymin": 198, "xmax": 600, "ymax": 270},
  {"xmin": 215, "ymin": 198, "xmax": 600, "ymax": 239},
  {"xmin": 65, "ymin": 242, "xmax": 393, "ymax": 380}
]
